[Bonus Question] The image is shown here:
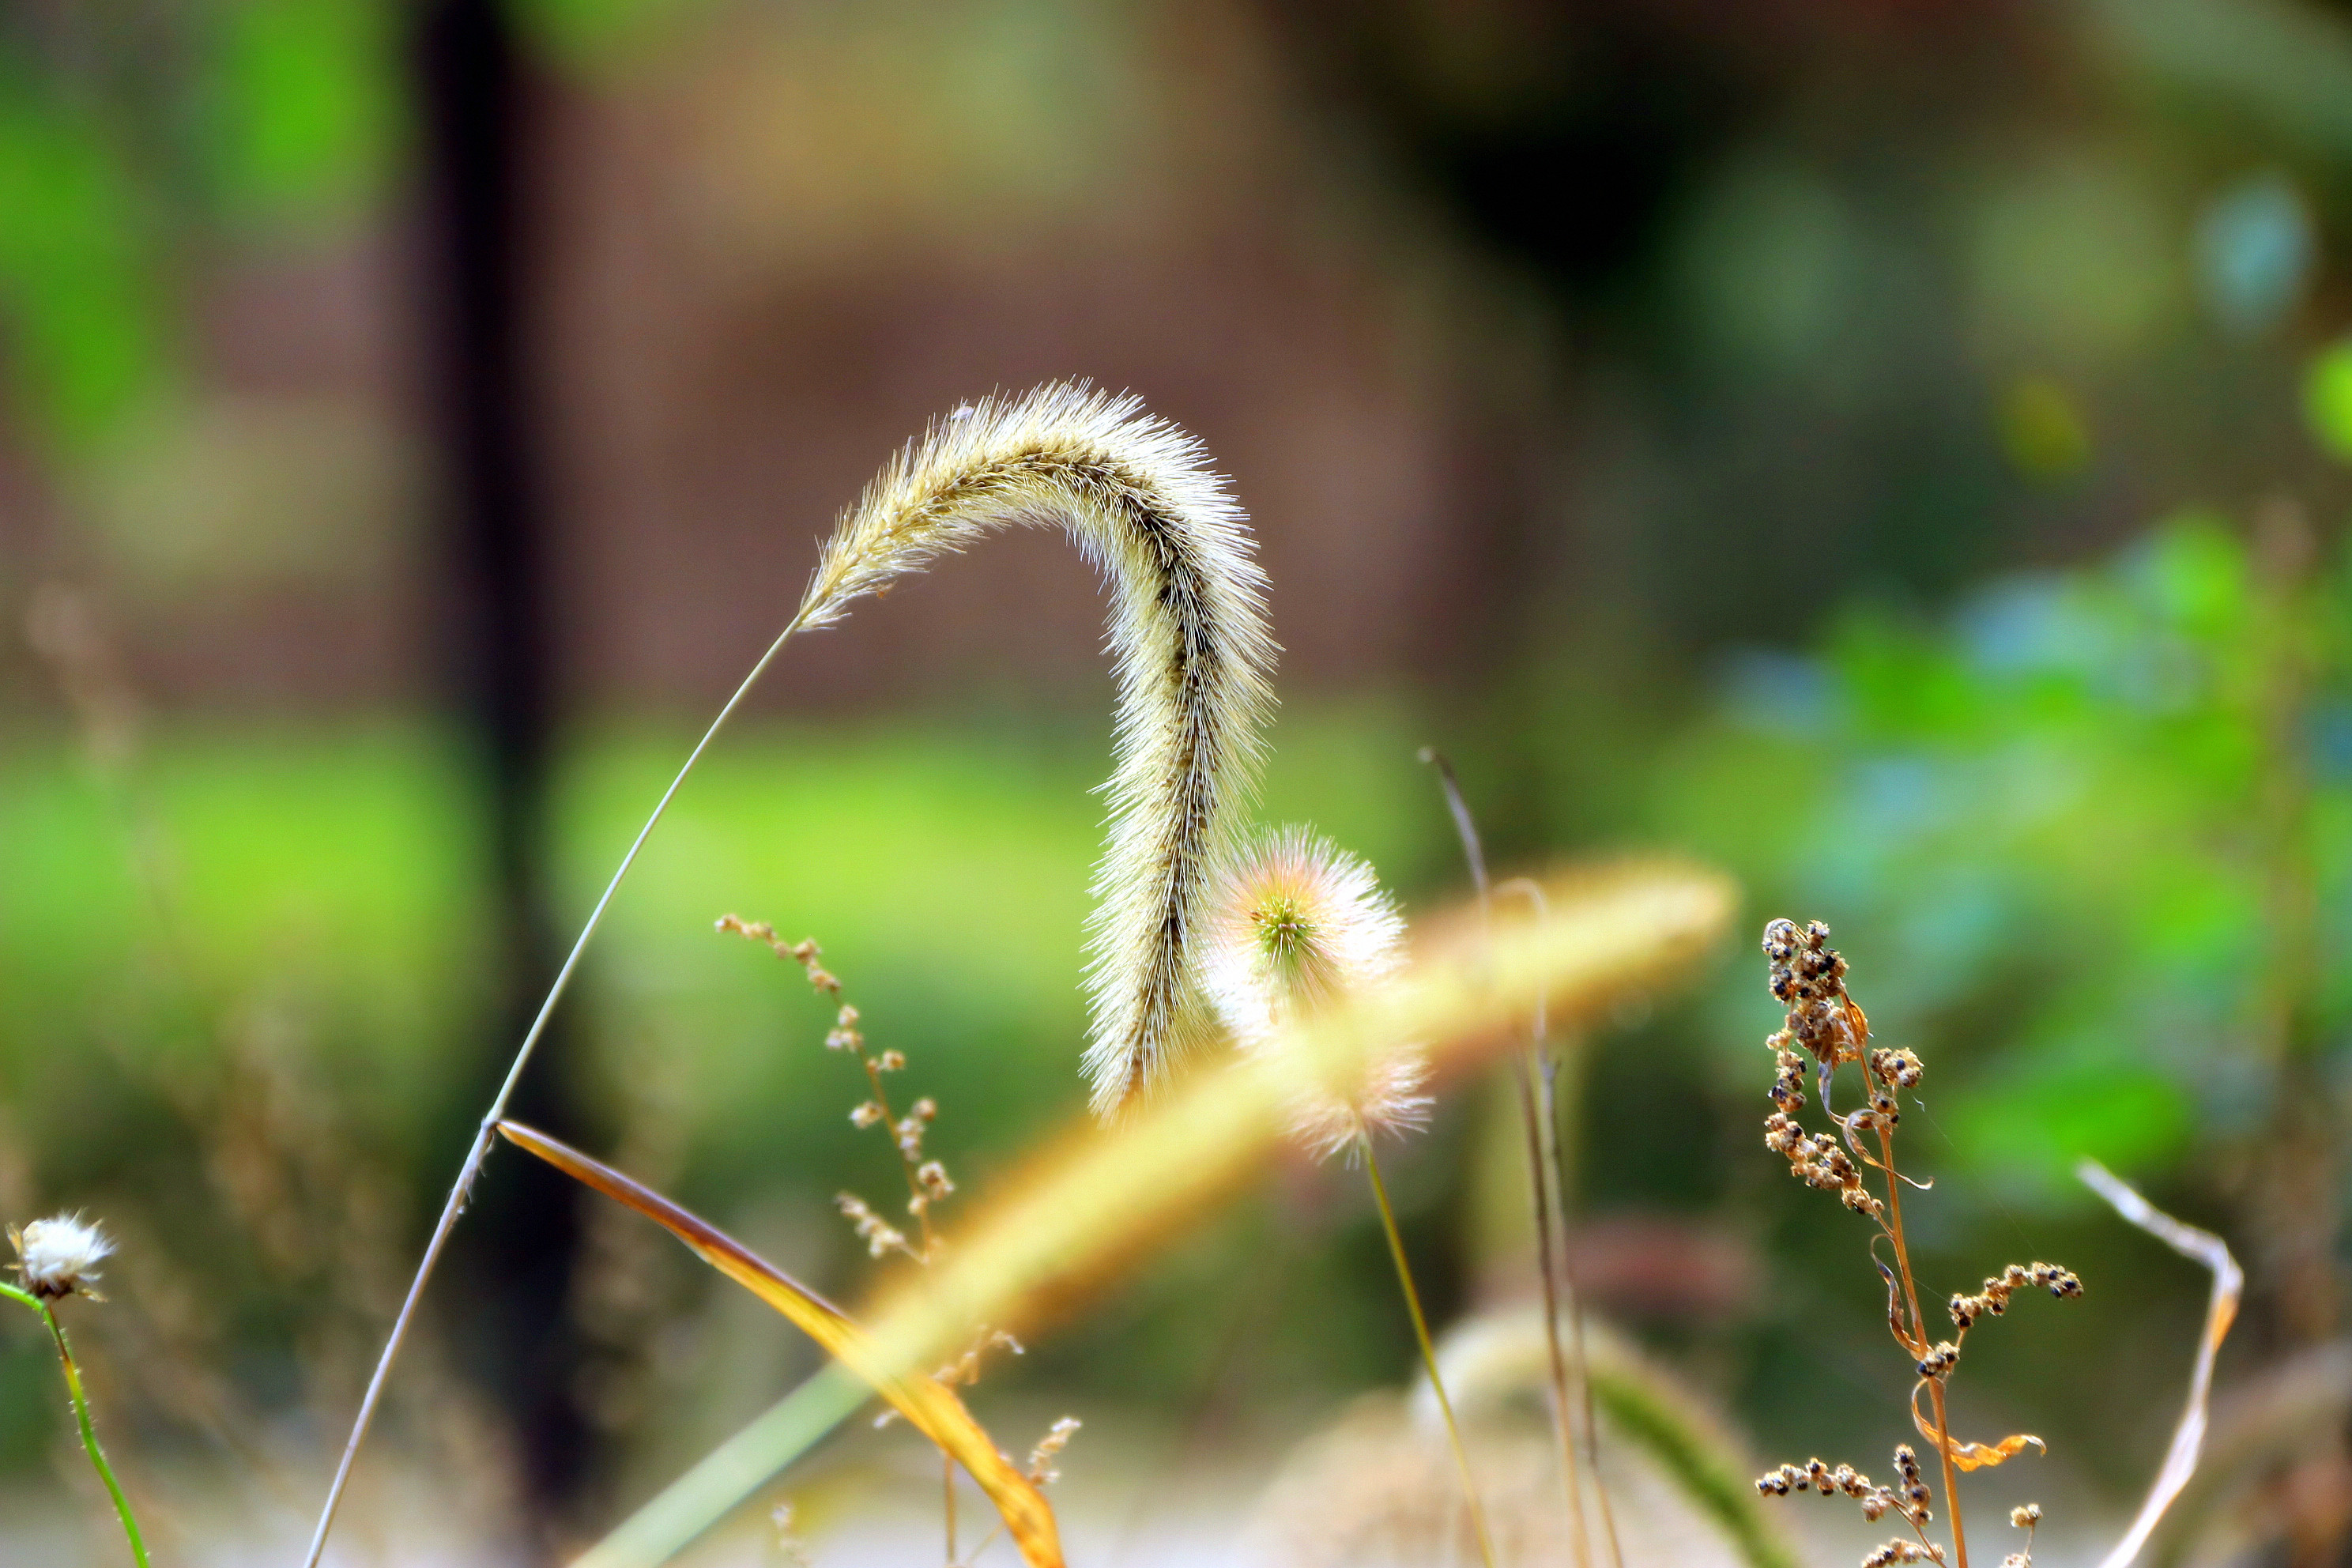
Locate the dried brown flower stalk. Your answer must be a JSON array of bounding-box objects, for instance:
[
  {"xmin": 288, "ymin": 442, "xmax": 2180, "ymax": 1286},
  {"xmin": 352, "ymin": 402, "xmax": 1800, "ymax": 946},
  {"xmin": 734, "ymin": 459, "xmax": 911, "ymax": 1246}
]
[
  {"xmin": 1750, "ymin": 919, "xmax": 2080, "ymax": 1568},
  {"xmin": 719, "ymin": 912, "xmax": 1070, "ymax": 1567}
]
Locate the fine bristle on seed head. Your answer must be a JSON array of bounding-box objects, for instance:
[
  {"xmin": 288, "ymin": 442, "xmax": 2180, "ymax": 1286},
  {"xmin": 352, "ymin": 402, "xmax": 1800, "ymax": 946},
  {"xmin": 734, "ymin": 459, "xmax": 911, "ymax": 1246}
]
[
  {"xmin": 1200, "ymin": 827, "xmax": 1429, "ymax": 1159},
  {"xmin": 799, "ymin": 385, "xmax": 1276, "ymax": 1116}
]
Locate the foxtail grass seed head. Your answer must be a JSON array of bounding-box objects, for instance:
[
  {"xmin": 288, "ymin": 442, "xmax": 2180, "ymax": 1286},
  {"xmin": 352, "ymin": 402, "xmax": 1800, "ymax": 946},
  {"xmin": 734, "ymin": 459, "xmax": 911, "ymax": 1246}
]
[
  {"xmin": 10, "ymin": 1214, "xmax": 111, "ymax": 1301},
  {"xmin": 1201, "ymin": 828, "xmax": 1430, "ymax": 1159},
  {"xmin": 798, "ymin": 385, "xmax": 1277, "ymax": 1114}
]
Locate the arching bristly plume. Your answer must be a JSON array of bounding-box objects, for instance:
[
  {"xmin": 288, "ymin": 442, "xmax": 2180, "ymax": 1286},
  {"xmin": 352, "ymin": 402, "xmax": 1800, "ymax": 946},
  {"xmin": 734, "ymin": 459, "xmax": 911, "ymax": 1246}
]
[{"xmin": 800, "ymin": 384, "xmax": 1278, "ymax": 1113}]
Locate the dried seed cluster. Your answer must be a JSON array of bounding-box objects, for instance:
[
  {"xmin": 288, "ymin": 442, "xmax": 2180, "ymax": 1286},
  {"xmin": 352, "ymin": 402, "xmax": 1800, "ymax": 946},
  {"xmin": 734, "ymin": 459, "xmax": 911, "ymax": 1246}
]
[
  {"xmin": 721, "ymin": 911, "xmax": 1080, "ymax": 1502},
  {"xmin": 1755, "ymin": 1442, "xmax": 1936, "ymax": 1533},
  {"xmin": 1764, "ymin": 917, "xmax": 1865, "ymax": 1068},
  {"xmin": 1027, "ymin": 1415, "xmax": 1083, "ymax": 1485},
  {"xmin": 1950, "ymin": 1262, "xmax": 2083, "ymax": 1329},
  {"xmin": 720, "ymin": 915, "xmax": 956, "ymax": 1257},
  {"xmin": 1761, "ymin": 920, "xmax": 1888, "ymax": 1220},
  {"xmin": 2000, "ymin": 1502, "xmax": 2042, "ymax": 1568},
  {"xmin": 936, "ymin": 1326, "xmax": 1024, "ymax": 1389},
  {"xmin": 1749, "ymin": 918, "xmax": 2081, "ymax": 1568}
]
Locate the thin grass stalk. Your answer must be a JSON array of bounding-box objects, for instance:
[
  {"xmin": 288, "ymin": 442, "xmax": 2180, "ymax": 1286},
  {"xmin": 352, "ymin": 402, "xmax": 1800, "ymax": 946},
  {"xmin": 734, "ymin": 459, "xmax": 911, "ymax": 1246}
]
[
  {"xmin": 302, "ymin": 615, "xmax": 805, "ymax": 1568},
  {"xmin": 2, "ymin": 1283, "xmax": 149, "ymax": 1568},
  {"xmin": 1363, "ymin": 1135, "xmax": 1498, "ymax": 1568},
  {"xmin": 1498, "ymin": 875, "xmax": 1623, "ymax": 1568},
  {"xmin": 1424, "ymin": 752, "xmax": 1598, "ymax": 1560}
]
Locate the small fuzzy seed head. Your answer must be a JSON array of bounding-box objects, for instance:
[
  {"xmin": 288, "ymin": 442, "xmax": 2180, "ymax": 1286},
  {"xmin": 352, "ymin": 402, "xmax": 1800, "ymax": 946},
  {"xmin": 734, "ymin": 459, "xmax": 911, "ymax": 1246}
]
[
  {"xmin": 10, "ymin": 1214, "xmax": 111, "ymax": 1301},
  {"xmin": 1201, "ymin": 828, "xmax": 1429, "ymax": 1159}
]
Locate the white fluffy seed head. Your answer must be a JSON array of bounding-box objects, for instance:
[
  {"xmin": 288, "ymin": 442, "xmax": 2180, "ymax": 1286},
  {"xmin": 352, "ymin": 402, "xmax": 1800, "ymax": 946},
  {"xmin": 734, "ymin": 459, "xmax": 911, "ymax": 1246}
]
[
  {"xmin": 10, "ymin": 1213, "xmax": 111, "ymax": 1300},
  {"xmin": 800, "ymin": 384, "xmax": 1277, "ymax": 1114},
  {"xmin": 1202, "ymin": 828, "xmax": 1430, "ymax": 1159}
]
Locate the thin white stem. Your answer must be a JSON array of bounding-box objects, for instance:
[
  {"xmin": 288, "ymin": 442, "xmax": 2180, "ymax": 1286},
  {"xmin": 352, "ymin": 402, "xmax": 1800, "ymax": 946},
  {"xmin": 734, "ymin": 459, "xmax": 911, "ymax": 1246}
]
[{"xmin": 302, "ymin": 613, "xmax": 805, "ymax": 1568}]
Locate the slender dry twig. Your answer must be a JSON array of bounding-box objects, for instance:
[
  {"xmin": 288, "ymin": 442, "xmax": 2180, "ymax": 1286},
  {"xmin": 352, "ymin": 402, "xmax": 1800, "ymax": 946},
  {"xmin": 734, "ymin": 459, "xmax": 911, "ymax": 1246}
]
[
  {"xmin": 1423, "ymin": 750, "xmax": 1606, "ymax": 1564},
  {"xmin": 2079, "ymin": 1159, "xmax": 2242, "ymax": 1568},
  {"xmin": 303, "ymin": 616, "xmax": 804, "ymax": 1568},
  {"xmin": 1499, "ymin": 875, "xmax": 1623, "ymax": 1568}
]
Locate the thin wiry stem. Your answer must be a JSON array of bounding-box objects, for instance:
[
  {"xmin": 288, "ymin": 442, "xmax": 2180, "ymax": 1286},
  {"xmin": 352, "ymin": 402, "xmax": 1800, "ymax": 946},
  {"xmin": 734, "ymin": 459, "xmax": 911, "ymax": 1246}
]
[
  {"xmin": 1500, "ymin": 876, "xmax": 1621, "ymax": 1568},
  {"xmin": 303, "ymin": 613, "xmax": 805, "ymax": 1568},
  {"xmin": 1424, "ymin": 752, "xmax": 1605, "ymax": 1562},
  {"xmin": 1874, "ymin": 1097, "xmax": 1966, "ymax": 1568},
  {"xmin": 1362, "ymin": 1136, "xmax": 1498, "ymax": 1568},
  {"xmin": 2, "ymin": 1284, "xmax": 149, "ymax": 1568}
]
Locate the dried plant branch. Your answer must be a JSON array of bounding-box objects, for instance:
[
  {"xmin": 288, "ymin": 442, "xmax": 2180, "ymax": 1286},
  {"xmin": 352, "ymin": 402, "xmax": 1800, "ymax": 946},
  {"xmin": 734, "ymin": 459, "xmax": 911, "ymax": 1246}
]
[
  {"xmin": 805, "ymin": 385, "xmax": 1275, "ymax": 1111},
  {"xmin": 496, "ymin": 1121, "xmax": 1063, "ymax": 1568},
  {"xmin": 1752, "ymin": 921, "xmax": 2080, "ymax": 1568},
  {"xmin": 2078, "ymin": 1159, "xmax": 2243, "ymax": 1568},
  {"xmin": 574, "ymin": 861, "xmax": 1732, "ymax": 1568}
]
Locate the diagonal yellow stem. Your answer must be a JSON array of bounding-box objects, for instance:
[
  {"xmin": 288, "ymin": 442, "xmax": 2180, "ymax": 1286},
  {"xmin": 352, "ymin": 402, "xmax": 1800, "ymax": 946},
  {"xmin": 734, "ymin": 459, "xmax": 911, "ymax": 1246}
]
[{"xmin": 1362, "ymin": 1136, "xmax": 1498, "ymax": 1568}]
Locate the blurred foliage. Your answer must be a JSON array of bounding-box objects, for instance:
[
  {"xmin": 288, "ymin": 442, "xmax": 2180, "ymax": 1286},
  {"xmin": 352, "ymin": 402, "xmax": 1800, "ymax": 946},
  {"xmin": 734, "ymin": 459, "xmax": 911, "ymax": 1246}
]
[
  {"xmin": 0, "ymin": 701, "xmax": 1474, "ymax": 1478},
  {"xmin": 1659, "ymin": 514, "xmax": 2351, "ymax": 1199},
  {"xmin": 0, "ymin": 81, "xmax": 172, "ymax": 453}
]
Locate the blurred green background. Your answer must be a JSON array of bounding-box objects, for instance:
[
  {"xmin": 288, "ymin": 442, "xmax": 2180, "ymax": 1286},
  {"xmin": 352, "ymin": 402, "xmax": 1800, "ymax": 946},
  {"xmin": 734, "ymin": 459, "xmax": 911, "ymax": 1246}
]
[{"xmin": 9, "ymin": 0, "xmax": 2352, "ymax": 1562}]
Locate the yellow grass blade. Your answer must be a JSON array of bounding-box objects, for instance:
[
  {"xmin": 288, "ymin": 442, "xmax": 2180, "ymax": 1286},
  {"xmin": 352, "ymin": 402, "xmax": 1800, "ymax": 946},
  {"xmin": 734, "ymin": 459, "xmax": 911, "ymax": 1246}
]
[
  {"xmin": 578, "ymin": 858, "xmax": 1734, "ymax": 1568},
  {"xmin": 493, "ymin": 1121, "xmax": 1063, "ymax": 1568}
]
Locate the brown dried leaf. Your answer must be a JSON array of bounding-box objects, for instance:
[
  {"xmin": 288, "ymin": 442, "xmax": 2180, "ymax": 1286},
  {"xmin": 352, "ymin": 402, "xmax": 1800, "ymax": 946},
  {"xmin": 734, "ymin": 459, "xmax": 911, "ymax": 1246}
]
[{"xmin": 1910, "ymin": 1382, "xmax": 2045, "ymax": 1471}]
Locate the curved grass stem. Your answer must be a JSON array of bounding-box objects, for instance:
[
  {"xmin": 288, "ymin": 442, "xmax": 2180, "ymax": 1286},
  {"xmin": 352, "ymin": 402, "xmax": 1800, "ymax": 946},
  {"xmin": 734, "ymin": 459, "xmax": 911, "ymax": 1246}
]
[
  {"xmin": 1362, "ymin": 1136, "xmax": 1498, "ymax": 1568},
  {"xmin": 304, "ymin": 612, "xmax": 807, "ymax": 1568},
  {"xmin": 1427, "ymin": 754, "xmax": 1611, "ymax": 1564},
  {"xmin": 1, "ymin": 1284, "xmax": 149, "ymax": 1568}
]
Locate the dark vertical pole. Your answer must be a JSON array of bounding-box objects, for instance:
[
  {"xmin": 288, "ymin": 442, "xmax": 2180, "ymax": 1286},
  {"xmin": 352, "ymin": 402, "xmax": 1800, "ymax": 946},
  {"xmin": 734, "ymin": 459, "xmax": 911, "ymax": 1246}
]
[{"xmin": 414, "ymin": 0, "xmax": 594, "ymax": 1539}]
